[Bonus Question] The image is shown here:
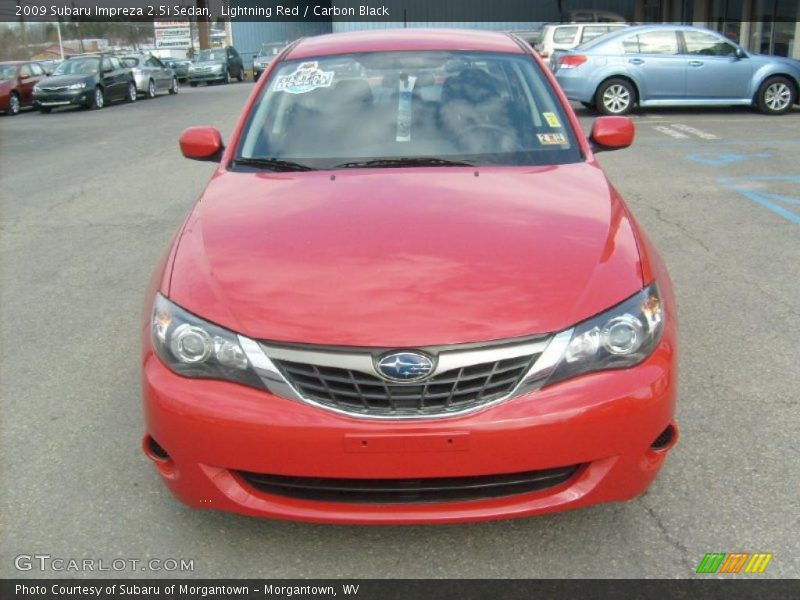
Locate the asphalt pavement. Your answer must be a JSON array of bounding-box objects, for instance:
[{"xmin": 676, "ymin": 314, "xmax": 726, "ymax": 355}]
[{"xmin": 1, "ymin": 82, "xmax": 798, "ymax": 579}]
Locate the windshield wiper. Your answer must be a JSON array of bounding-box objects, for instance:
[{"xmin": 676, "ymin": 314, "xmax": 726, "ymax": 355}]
[
  {"xmin": 233, "ymin": 157, "xmax": 313, "ymax": 172},
  {"xmin": 334, "ymin": 157, "xmax": 475, "ymax": 169}
]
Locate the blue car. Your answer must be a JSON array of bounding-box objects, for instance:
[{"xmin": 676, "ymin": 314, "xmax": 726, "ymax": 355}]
[{"xmin": 553, "ymin": 24, "xmax": 800, "ymax": 116}]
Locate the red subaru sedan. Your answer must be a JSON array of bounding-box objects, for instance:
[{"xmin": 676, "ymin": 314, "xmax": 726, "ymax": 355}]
[{"xmin": 142, "ymin": 29, "xmax": 678, "ymax": 524}]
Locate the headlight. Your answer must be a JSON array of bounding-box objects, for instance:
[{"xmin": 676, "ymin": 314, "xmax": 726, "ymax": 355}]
[
  {"xmin": 67, "ymin": 82, "xmax": 86, "ymax": 90},
  {"xmin": 151, "ymin": 293, "xmax": 265, "ymax": 390},
  {"xmin": 543, "ymin": 283, "xmax": 665, "ymax": 387}
]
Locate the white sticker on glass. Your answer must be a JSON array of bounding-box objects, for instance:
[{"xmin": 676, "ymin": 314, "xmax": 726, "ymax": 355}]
[{"xmin": 273, "ymin": 62, "xmax": 334, "ymax": 94}]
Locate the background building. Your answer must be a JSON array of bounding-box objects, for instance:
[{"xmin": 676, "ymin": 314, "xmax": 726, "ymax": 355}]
[{"xmin": 229, "ymin": 0, "xmax": 799, "ymax": 67}]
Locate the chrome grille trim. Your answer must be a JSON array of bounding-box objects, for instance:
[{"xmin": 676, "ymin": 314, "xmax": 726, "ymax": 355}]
[{"xmin": 240, "ymin": 332, "xmax": 573, "ymax": 420}]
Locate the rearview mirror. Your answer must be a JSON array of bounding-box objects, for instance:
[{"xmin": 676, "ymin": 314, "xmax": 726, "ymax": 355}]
[
  {"xmin": 590, "ymin": 116, "xmax": 635, "ymax": 152},
  {"xmin": 179, "ymin": 127, "xmax": 224, "ymax": 161}
]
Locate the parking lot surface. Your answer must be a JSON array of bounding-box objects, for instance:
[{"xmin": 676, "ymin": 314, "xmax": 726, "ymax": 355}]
[{"xmin": 1, "ymin": 83, "xmax": 798, "ymax": 578}]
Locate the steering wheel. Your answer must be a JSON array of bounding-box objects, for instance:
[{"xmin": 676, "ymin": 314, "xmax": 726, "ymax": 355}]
[{"xmin": 457, "ymin": 123, "xmax": 521, "ymax": 151}]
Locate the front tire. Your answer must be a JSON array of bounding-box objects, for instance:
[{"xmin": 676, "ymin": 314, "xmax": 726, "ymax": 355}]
[
  {"xmin": 756, "ymin": 76, "xmax": 796, "ymax": 115},
  {"xmin": 596, "ymin": 78, "xmax": 635, "ymax": 115},
  {"xmin": 224, "ymin": 69, "xmax": 231, "ymax": 84},
  {"xmin": 189, "ymin": 81, "xmax": 198, "ymax": 88},
  {"xmin": 146, "ymin": 79, "xmax": 156, "ymax": 99},
  {"xmin": 38, "ymin": 106, "xmax": 52, "ymax": 114},
  {"xmin": 126, "ymin": 80, "xmax": 137, "ymax": 102},
  {"xmin": 89, "ymin": 86, "xmax": 104, "ymax": 110},
  {"xmin": 236, "ymin": 69, "xmax": 244, "ymax": 82},
  {"xmin": 8, "ymin": 92, "xmax": 20, "ymax": 115},
  {"xmin": 169, "ymin": 77, "xmax": 179, "ymax": 94}
]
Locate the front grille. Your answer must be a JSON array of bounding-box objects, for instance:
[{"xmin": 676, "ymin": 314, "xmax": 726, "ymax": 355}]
[
  {"xmin": 273, "ymin": 354, "xmax": 537, "ymax": 417},
  {"xmin": 238, "ymin": 465, "xmax": 581, "ymax": 504},
  {"xmin": 40, "ymin": 87, "xmax": 67, "ymax": 93}
]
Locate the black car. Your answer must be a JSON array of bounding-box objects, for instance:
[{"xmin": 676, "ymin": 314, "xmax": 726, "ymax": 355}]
[
  {"xmin": 33, "ymin": 54, "xmax": 136, "ymax": 113},
  {"xmin": 160, "ymin": 57, "xmax": 192, "ymax": 82},
  {"xmin": 187, "ymin": 46, "xmax": 245, "ymax": 86}
]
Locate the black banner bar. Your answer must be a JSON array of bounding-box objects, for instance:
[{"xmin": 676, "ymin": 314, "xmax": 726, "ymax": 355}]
[{"xmin": 2, "ymin": 579, "xmax": 799, "ymax": 600}]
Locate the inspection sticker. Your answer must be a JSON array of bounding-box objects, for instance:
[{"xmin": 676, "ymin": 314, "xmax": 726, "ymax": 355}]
[
  {"xmin": 537, "ymin": 132, "xmax": 567, "ymax": 145},
  {"xmin": 273, "ymin": 62, "xmax": 334, "ymax": 94},
  {"xmin": 543, "ymin": 112, "xmax": 561, "ymax": 128}
]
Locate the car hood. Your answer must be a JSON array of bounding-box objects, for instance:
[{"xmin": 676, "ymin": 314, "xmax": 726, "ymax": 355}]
[
  {"xmin": 39, "ymin": 74, "xmax": 93, "ymax": 87},
  {"xmin": 192, "ymin": 60, "xmax": 225, "ymax": 68},
  {"xmin": 168, "ymin": 164, "xmax": 645, "ymax": 346}
]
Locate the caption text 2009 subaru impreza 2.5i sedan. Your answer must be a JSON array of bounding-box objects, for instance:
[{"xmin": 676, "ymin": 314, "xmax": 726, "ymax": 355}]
[{"xmin": 141, "ymin": 29, "xmax": 678, "ymax": 524}]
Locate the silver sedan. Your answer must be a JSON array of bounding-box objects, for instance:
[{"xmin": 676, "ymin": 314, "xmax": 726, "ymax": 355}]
[{"xmin": 120, "ymin": 54, "xmax": 178, "ymax": 98}]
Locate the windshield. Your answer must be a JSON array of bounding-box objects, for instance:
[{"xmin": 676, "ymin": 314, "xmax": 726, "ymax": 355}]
[
  {"xmin": 258, "ymin": 43, "xmax": 285, "ymax": 57},
  {"xmin": 54, "ymin": 58, "xmax": 100, "ymax": 75},
  {"xmin": 237, "ymin": 51, "xmax": 580, "ymax": 170},
  {"xmin": 121, "ymin": 57, "xmax": 141, "ymax": 67},
  {"xmin": 0, "ymin": 65, "xmax": 17, "ymax": 80},
  {"xmin": 197, "ymin": 50, "xmax": 225, "ymax": 62}
]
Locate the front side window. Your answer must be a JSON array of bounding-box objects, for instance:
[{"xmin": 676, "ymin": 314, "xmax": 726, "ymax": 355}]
[
  {"xmin": 682, "ymin": 31, "xmax": 737, "ymax": 56},
  {"xmin": 19, "ymin": 65, "xmax": 31, "ymax": 78},
  {"xmin": 553, "ymin": 26, "xmax": 580, "ymax": 44},
  {"xmin": 581, "ymin": 26, "xmax": 610, "ymax": 43},
  {"xmin": 54, "ymin": 58, "xmax": 100, "ymax": 75},
  {"xmin": 636, "ymin": 31, "xmax": 680, "ymax": 54},
  {"xmin": 237, "ymin": 51, "xmax": 581, "ymax": 170},
  {"xmin": 30, "ymin": 63, "xmax": 44, "ymax": 76}
]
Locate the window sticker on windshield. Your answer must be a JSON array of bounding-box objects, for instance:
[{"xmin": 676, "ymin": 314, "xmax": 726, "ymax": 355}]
[
  {"xmin": 396, "ymin": 75, "xmax": 417, "ymax": 142},
  {"xmin": 543, "ymin": 112, "xmax": 561, "ymax": 128},
  {"xmin": 537, "ymin": 133, "xmax": 568, "ymax": 145},
  {"xmin": 273, "ymin": 62, "xmax": 334, "ymax": 94}
]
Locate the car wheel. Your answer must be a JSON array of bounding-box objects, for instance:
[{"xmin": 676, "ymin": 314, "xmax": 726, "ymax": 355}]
[
  {"xmin": 236, "ymin": 69, "xmax": 244, "ymax": 82},
  {"xmin": 189, "ymin": 81, "xmax": 198, "ymax": 88},
  {"xmin": 89, "ymin": 86, "xmax": 105, "ymax": 110},
  {"xmin": 8, "ymin": 92, "xmax": 20, "ymax": 115},
  {"xmin": 596, "ymin": 78, "xmax": 635, "ymax": 115},
  {"xmin": 147, "ymin": 79, "xmax": 156, "ymax": 99},
  {"xmin": 224, "ymin": 69, "xmax": 231, "ymax": 84},
  {"xmin": 756, "ymin": 76, "xmax": 796, "ymax": 115},
  {"xmin": 169, "ymin": 77, "xmax": 179, "ymax": 94},
  {"xmin": 127, "ymin": 81, "xmax": 137, "ymax": 102}
]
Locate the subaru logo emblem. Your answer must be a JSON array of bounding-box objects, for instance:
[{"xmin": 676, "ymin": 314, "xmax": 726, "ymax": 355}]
[{"xmin": 376, "ymin": 352, "xmax": 435, "ymax": 382}]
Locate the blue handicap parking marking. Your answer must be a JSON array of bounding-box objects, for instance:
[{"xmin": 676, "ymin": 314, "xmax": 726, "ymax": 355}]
[
  {"xmin": 686, "ymin": 152, "xmax": 772, "ymax": 167},
  {"xmin": 719, "ymin": 176, "xmax": 800, "ymax": 225}
]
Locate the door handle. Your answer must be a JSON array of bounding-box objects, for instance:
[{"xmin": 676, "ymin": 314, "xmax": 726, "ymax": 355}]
[
  {"xmin": 628, "ymin": 58, "xmax": 644, "ymax": 65},
  {"xmin": 689, "ymin": 60, "xmax": 704, "ymax": 67}
]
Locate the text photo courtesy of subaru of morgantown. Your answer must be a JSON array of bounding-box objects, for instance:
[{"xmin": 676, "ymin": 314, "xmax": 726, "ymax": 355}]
[{"xmin": 1, "ymin": 0, "xmax": 799, "ymax": 592}]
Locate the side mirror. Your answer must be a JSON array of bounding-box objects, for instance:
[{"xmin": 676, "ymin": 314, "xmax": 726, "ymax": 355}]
[
  {"xmin": 179, "ymin": 127, "xmax": 224, "ymax": 161},
  {"xmin": 590, "ymin": 116, "xmax": 635, "ymax": 152},
  {"xmin": 735, "ymin": 47, "xmax": 747, "ymax": 59}
]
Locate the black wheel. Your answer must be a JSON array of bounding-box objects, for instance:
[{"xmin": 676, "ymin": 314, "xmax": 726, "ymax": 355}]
[
  {"xmin": 38, "ymin": 106, "xmax": 52, "ymax": 114},
  {"xmin": 224, "ymin": 69, "xmax": 231, "ymax": 84},
  {"xmin": 146, "ymin": 79, "xmax": 156, "ymax": 99},
  {"xmin": 7, "ymin": 92, "xmax": 20, "ymax": 115},
  {"xmin": 169, "ymin": 76, "xmax": 179, "ymax": 95},
  {"xmin": 596, "ymin": 78, "xmax": 635, "ymax": 115},
  {"xmin": 89, "ymin": 86, "xmax": 104, "ymax": 110},
  {"xmin": 236, "ymin": 68, "xmax": 244, "ymax": 82},
  {"xmin": 756, "ymin": 76, "xmax": 796, "ymax": 115},
  {"xmin": 189, "ymin": 81, "xmax": 198, "ymax": 88},
  {"xmin": 126, "ymin": 80, "xmax": 137, "ymax": 103}
]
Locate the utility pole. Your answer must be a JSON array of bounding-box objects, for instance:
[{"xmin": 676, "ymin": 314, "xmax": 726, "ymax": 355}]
[
  {"xmin": 56, "ymin": 16, "xmax": 64, "ymax": 60},
  {"xmin": 17, "ymin": 0, "xmax": 29, "ymax": 54},
  {"xmin": 196, "ymin": 0, "xmax": 210, "ymax": 50}
]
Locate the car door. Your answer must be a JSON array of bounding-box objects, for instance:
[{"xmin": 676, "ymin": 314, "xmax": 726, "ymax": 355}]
[
  {"xmin": 622, "ymin": 30, "xmax": 687, "ymax": 101},
  {"xmin": 680, "ymin": 30, "xmax": 753, "ymax": 100},
  {"xmin": 101, "ymin": 56, "xmax": 122, "ymax": 99},
  {"xmin": 17, "ymin": 63, "xmax": 40, "ymax": 105},
  {"xmin": 146, "ymin": 56, "xmax": 168, "ymax": 90}
]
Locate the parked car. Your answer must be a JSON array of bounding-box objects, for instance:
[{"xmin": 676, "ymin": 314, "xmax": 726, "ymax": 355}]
[
  {"xmin": 160, "ymin": 57, "xmax": 192, "ymax": 82},
  {"xmin": 142, "ymin": 29, "xmax": 678, "ymax": 523},
  {"xmin": 564, "ymin": 9, "xmax": 627, "ymax": 23},
  {"xmin": 553, "ymin": 24, "xmax": 800, "ymax": 115},
  {"xmin": 252, "ymin": 41, "xmax": 287, "ymax": 81},
  {"xmin": 536, "ymin": 22, "xmax": 629, "ymax": 60},
  {"xmin": 187, "ymin": 46, "xmax": 244, "ymax": 86},
  {"xmin": 509, "ymin": 29, "xmax": 543, "ymax": 50},
  {"xmin": 0, "ymin": 61, "xmax": 47, "ymax": 115},
  {"xmin": 120, "ymin": 54, "xmax": 178, "ymax": 98},
  {"xmin": 33, "ymin": 54, "xmax": 136, "ymax": 112}
]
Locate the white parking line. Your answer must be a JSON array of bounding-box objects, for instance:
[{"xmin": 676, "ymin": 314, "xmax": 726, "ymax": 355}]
[
  {"xmin": 653, "ymin": 126, "xmax": 690, "ymax": 139},
  {"xmin": 670, "ymin": 123, "xmax": 719, "ymax": 139}
]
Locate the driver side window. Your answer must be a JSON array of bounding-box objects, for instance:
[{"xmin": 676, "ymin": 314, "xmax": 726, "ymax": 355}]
[{"xmin": 682, "ymin": 31, "xmax": 737, "ymax": 56}]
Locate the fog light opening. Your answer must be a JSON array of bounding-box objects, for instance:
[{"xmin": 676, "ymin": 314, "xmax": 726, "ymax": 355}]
[
  {"xmin": 650, "ymin": 424, "xmax": 677, "ymax": 451},
  {"xmin": 143, "ymin": 435, "xmax": 171, "ymax": 462}
]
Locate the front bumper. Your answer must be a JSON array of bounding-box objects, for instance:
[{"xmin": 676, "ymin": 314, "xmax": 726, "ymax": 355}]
[
  {"xmin": 187, "ymin": 71, "xmax": 225, "ymax": 83},
  {"xmin": 141, "ymin": 329, "xmax": 677, "ymax": 524},
  {"xmin": 33, "ymin": 89, "xmax": 91, "ymax": 107}
]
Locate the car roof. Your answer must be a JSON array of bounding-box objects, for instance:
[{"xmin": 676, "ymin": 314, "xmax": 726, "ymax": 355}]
[{"xmin": 287, "ymin": 28, "xmax": 524, "ymax": 60}]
